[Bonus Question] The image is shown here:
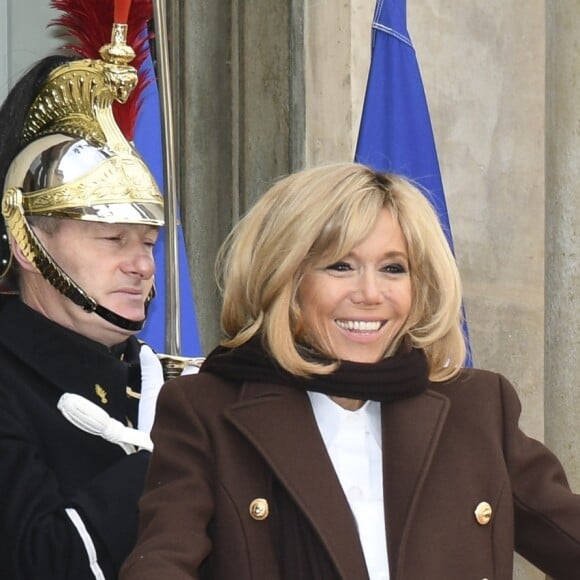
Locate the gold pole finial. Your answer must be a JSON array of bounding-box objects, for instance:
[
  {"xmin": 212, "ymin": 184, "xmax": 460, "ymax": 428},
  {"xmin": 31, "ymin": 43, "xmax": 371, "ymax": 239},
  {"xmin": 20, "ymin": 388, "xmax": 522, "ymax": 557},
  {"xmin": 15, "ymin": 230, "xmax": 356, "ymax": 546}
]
[{"xmin": 99, "ymin": 0, "xmax": 136, "ymax": 65}]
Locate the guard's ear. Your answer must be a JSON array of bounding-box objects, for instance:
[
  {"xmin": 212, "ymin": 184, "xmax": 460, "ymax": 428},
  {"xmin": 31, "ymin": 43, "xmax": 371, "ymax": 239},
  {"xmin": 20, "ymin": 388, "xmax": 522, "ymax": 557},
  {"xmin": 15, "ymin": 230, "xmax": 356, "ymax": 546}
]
[{"xmin": 10, "ymin": 236, "xmax": 36, "ymax": 273}]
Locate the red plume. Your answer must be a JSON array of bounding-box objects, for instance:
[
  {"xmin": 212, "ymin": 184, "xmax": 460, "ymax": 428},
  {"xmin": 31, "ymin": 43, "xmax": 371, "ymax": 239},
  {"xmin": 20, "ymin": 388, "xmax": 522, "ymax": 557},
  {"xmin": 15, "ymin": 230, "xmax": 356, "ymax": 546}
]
[
  {"xmin": 115, "ymin": 0, "xmax": 132, "ymax": 24},
  {"xmin": 49, "ymin": 0, "xmax": 154, "ymax": 140}
]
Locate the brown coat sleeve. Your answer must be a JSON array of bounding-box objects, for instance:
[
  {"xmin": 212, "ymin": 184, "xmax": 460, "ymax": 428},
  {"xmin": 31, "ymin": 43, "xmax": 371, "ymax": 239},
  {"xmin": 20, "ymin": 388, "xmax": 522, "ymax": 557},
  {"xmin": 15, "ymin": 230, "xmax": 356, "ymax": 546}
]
[
  {"xmin": 120, "ymin": 375, "xmax": 216, "ymax": 580},
  {"xmin": 500, "ymin": 374, "xmax": 580, "ymax": 577}
]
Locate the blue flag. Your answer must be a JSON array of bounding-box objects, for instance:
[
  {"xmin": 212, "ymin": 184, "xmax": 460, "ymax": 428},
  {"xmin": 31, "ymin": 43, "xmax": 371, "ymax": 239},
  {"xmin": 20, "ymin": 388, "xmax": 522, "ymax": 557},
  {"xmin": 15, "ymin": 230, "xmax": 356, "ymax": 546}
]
[
  {"xmin": 134, "ymin": 40, "xmax": 202, "ymax": 357},
  {"xmin": 355, "ymin": 0, "xmax": 472, "ymax": 363}
]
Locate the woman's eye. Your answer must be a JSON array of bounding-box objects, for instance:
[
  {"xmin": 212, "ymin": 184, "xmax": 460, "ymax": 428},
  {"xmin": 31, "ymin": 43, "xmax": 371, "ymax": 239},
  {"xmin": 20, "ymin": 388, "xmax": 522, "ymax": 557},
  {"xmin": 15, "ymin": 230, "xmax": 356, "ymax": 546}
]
[
  {"xmin": 382, "ymin": 263, "xmax": 408, "ymax": 274},
  {"xmin": 326, "ymin": 261, "xmax": 353, "ymax": 272}
]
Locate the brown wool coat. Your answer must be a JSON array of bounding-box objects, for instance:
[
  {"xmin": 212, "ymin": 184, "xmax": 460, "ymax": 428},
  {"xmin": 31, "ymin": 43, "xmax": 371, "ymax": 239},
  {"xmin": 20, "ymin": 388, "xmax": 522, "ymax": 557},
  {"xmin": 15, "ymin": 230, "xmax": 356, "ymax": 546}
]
[{"xmin": 121, "ymin": 369, "xmax": 580, "ymax": 580}]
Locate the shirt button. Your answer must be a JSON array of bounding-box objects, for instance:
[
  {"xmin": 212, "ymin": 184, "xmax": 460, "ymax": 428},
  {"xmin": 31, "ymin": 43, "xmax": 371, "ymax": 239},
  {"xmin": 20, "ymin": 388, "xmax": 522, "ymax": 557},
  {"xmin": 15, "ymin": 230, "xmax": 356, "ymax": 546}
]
[{"xmin": 347, "ymin": 486, "xmax": 364, "ymax": 500}]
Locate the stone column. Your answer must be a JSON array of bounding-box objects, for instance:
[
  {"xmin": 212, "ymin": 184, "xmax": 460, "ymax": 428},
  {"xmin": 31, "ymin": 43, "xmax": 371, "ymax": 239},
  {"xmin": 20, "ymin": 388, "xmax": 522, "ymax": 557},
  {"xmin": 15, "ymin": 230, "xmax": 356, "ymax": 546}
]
[
  {"xmin": 303, "ymin": 0, "xmax": 373, "ymax": 165},
  {"xmin": 171, "ymin": 0, "xmax": 302, "ymax": 350},
  {"xmin": 167, "ymin": 0, "xmax": 235, "ymax": 351},
  {"xmin": 544, "ymin": 0, "xmax": 580, "ymax": 489}
]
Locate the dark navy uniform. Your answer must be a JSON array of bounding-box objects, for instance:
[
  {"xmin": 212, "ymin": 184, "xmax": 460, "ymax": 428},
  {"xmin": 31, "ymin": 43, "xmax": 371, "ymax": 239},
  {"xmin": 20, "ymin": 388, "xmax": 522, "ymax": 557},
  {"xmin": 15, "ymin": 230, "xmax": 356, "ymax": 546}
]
[{"xmin": 0, "ymin": 297, "xmax": 150, "ymax": 579}]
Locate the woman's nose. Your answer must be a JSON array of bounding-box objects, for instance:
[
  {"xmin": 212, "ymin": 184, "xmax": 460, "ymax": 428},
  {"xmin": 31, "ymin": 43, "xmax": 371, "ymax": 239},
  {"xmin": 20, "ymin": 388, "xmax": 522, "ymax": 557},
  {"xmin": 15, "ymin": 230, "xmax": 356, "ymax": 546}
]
[{"xmin": 352, "ymin": 271, "xmax": 383, "ymax": 304}]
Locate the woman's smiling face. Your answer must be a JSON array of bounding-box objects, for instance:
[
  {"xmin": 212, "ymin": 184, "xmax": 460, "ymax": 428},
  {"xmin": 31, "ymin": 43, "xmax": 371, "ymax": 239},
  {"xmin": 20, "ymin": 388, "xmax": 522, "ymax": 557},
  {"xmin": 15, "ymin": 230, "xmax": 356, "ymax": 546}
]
[{"xmin": 297, "ymin": 209, "xmax": 412, "ymax": 363}]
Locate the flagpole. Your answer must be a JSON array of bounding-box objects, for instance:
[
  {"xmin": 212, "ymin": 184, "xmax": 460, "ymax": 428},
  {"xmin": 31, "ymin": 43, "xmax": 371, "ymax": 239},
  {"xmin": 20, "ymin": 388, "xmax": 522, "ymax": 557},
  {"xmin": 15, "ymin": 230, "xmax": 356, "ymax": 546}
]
[{"xmin": 151, "ymin": 0, "xmax": 181, "ymax": 355}]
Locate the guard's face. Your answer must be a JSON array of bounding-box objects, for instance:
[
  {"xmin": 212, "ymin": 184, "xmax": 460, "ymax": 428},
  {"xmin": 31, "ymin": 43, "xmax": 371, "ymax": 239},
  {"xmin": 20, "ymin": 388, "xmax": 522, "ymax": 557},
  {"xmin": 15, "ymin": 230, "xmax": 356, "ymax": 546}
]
[
  {"xmin": 297, "ymin": 209, "xmax": 412, "ymax": 363},
  {"xmin": 28, "ymin": 220, "xmax": 158, "ymax": 346}
]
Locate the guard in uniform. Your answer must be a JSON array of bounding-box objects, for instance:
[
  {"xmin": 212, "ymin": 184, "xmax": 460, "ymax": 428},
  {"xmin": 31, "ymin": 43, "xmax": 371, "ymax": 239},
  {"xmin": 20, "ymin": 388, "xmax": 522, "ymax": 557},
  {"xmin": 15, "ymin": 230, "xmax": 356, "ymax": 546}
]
[{"xmin": 0, "ymin": 2, "xmax": 198, "ymax": 578}]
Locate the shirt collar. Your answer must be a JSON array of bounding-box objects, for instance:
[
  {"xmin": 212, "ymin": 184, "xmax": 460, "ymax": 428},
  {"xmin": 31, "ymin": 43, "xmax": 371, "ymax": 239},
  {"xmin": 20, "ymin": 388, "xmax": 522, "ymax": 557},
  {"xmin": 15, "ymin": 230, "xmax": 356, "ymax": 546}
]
[{"xmin": 308, "ymin": 391, "xmax": 382, "ymax": 448}]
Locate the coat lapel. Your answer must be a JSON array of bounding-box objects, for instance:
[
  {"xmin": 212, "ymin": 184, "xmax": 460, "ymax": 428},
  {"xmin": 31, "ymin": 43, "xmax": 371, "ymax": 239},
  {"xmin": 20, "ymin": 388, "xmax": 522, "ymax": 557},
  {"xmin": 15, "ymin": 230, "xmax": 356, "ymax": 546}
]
[
  {"xmin": 381, "ymin": 390, "xmax": 450, "ymax": 578},
  {"xmin": 225, "ymin": 382, "xmax": 369, "ymax": 580},
  {"xmin": 226, "ymin": 383, "xmax": 450, "ymax": 580}
]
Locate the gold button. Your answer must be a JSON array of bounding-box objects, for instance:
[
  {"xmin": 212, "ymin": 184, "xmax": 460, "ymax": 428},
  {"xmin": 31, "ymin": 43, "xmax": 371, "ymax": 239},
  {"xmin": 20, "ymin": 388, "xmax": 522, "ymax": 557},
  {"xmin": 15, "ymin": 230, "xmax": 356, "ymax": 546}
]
[
  {"xmin": 474, "ymin": 501, "xmax": 492, "ymax": 525},
  {"xmin": 249, "ymin": 498, "xmax": 269, "ymax": 521}
]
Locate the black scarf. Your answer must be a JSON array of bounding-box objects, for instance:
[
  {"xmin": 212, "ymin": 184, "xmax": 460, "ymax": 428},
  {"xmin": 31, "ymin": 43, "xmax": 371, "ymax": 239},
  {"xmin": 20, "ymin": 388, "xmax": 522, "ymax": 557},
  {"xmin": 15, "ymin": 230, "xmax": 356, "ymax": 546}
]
[{"xmin": 200, "ymin": 335, "xmax": 430, "ymax": 403}]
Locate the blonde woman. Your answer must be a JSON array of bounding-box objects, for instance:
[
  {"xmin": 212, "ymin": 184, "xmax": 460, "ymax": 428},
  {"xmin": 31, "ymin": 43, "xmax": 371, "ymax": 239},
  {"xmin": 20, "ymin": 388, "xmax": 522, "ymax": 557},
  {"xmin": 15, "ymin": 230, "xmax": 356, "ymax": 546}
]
[{"xmin": 122, "ymin": 163, "xmax": 580, "ymax": 580}]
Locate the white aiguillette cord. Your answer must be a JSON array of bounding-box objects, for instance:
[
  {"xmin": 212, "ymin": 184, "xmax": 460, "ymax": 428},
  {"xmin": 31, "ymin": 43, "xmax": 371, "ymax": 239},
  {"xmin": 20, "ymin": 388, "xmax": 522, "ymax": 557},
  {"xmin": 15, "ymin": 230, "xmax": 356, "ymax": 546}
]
[{"xmin": 57, "ymin": 393, "xmax": 153, "ymax": 453}]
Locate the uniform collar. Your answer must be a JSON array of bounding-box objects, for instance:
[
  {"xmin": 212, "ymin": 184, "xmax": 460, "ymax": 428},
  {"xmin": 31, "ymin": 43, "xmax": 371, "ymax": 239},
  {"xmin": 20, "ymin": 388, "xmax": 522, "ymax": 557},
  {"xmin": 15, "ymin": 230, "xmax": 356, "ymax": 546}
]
[{"xmin": 0, "ymin": 298, "xmax": 140, "ymax": 418}]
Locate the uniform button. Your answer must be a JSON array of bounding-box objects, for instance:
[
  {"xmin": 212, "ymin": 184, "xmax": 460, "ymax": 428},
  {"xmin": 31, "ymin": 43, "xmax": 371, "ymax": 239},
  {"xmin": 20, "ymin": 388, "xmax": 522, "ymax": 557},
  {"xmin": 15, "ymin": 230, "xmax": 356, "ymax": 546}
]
[
  {"xmin": 249, "ymin": 498, "xmax": 269, "ymax": 521},
  {"xmin": 474, "ymin": 501, "xmax": 493, "ymax": 525}
]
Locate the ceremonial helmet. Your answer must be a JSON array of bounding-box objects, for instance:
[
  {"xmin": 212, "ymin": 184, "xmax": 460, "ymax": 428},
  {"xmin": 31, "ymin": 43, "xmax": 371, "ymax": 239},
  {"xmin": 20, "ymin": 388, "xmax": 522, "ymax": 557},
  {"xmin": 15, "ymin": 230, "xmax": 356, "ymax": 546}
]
[{"xmin": 0, "ymin": 0, "xmax": 164, "ymax": 331}]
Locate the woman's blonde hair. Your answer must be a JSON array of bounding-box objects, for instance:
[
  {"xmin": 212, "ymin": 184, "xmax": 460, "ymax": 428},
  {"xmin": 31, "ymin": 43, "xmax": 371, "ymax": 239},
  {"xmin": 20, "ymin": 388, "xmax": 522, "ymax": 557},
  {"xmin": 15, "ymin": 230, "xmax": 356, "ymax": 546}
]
[{"xmin": 217, "ymin": 162, "xmax": 467, "ymax": 382}]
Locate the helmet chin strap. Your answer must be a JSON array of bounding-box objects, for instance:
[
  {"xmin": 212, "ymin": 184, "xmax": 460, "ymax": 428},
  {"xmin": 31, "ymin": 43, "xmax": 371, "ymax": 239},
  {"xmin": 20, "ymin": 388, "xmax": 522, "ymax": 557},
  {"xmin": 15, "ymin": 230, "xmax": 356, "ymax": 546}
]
[
  {"xmin": 91, "ymin": 285, "xmax": 155, "ymax": 332},
  {"xmin": 93, "ymin": 302, "xmax": 146, "ymax": 332}
]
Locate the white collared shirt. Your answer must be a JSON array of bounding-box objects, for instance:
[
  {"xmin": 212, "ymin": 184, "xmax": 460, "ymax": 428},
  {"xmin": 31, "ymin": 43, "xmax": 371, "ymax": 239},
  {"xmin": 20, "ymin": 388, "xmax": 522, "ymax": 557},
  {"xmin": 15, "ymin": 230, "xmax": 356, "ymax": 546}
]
[{"xmin": 308, "ymin": 391, "xmax": 389, "ymax": 580}]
